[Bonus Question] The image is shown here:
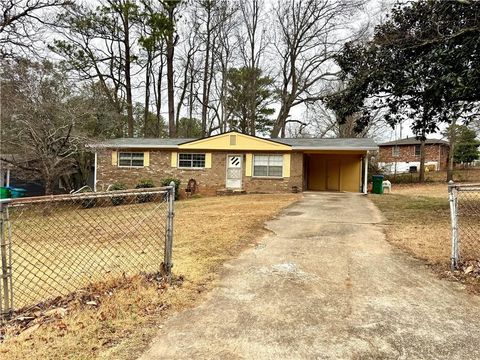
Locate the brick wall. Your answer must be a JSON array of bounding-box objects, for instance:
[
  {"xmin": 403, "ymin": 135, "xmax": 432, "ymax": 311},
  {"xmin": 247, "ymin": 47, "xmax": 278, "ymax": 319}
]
[
  {"xmin": 96, "ymin": 149, "xmax": 303, "ymax": 196},
  {"xmin": 378, "ymin": 144, "xmax": 449, "ymax": 170}
]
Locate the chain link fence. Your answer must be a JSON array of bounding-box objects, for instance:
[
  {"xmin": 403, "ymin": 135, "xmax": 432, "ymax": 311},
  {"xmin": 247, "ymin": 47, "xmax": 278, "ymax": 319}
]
[
  {"xmin": 448, "ymin": 182, "xmax": 480, "ymax": 270},
  {"xmin": 0, "ymin": 185, "xmax": 175, "ymax": 321}
]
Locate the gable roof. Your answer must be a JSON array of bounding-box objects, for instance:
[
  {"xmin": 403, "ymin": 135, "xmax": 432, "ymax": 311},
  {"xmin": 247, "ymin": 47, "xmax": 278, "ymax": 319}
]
[
  {"xmin": 88, "ymin": 131, "xmax": 378, "ymax": 151},
  {"xmin": 380, "ymin": 138, "xmax": 449, "ymax": 146}
]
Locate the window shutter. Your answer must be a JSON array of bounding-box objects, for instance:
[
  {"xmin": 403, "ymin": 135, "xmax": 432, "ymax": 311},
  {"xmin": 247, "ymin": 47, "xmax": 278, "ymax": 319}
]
[
  {"xmin": 171, "ymin": 152, "xmax": 177, "ymax": 167},
  {"xmin": 282, "ymin": 154, "xmax": 291, "ymax": 178},
  {"xmin": 144, "ymin": 152, "xmax": 150, "ymax": 166},
  {"xmin": 245, "ymin": 154, "xmax": 252, "ymax": 176},
  {"xmin": 205, "ymin": 153, "xmax": 212, "ymax": 168},
  {"xmin": 111, "ymin": 150, "xmax": 118, "ymax": 166}
]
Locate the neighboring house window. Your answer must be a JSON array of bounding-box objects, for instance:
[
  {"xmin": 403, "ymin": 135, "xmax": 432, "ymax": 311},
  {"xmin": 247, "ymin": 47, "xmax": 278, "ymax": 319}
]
[
  {"xmin": 119, "ymin": 152, "xmax": 144, "ymax": 167},
  {"xmin": 178, "ymin": 153, "xmax": 205, "ymax": 168},
  {"xmin": 392, "ymin": 146, "xmax": 400, "ymax": 157},
  {"xmin": 253, "ymin": 155, "xmax": 283, "ymax": 177},
  {"xmin": 414, "ymin": 144, "xmax": 421, "ymax": 156}
]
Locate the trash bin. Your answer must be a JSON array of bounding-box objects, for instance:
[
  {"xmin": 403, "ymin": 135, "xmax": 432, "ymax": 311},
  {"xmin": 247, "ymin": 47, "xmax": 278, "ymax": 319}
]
[
  {"xmin": 0, "ymin": 187, "xmax": 11, "ymax": 199},
  {"xmin": 372, "ymin": 175, "xmax": 384, "ymax": 194},
  {"xmin": 7, "ymin": 187, "xmax": 27, "ymax": 198}
]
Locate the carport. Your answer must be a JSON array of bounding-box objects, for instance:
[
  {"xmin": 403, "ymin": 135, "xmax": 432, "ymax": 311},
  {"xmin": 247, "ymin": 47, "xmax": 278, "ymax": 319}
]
[
  {"xmin": 304, "ymin": 152, "xmax": 365, "ymax": 192},
  {"xmin": 276, "ymin": 138, "xmax": 378, "ymax": 194}
]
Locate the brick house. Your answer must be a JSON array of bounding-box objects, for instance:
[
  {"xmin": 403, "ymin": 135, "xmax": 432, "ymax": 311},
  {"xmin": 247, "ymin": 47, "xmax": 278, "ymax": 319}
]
[
  {"xmin": 378, "ymin": 138, "xmax": 450, "ymax": 174},
  {"xmin": 89, "ymin": 132, "xmax": 378, "ymax": 196}
]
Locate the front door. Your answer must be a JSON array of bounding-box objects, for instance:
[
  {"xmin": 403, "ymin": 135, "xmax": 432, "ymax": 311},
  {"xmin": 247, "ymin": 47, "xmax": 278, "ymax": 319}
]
[{"xmin": 226, "ymin": 155, "xmax": 242, "ymax": 189}]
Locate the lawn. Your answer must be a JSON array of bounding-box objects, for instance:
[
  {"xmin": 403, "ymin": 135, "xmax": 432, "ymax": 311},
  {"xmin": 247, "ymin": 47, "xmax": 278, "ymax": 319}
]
[
  {"xmin": 370, "ymin": 182, "xmax": 480, "ymax": 291},
  {"xmin": 0, "ymin": 193, "xmax": 300, "ymax": 360}
]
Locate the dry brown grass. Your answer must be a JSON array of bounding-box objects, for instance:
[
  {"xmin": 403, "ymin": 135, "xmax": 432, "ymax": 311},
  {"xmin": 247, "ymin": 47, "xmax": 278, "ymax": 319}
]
[
  {"xmin": 371, "ymin": 192, "xmax": 451, "ymax": 265},
  {"xmin": 371, "ymin": 183, "xmax": 480, "ymax": 292},
  {"xmin": 0, "ymin": 193, "xmax": 300, "ymax": 360}
]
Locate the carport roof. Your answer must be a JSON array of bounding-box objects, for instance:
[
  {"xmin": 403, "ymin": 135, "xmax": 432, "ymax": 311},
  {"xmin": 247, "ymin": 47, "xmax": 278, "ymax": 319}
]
[
  {"xmin": 275, "ymin": 138, "xmax": 378, "ymax": 150},
  {"xmin": 89, "ymin": 134, "xmax": 378, "ymax": 151}
]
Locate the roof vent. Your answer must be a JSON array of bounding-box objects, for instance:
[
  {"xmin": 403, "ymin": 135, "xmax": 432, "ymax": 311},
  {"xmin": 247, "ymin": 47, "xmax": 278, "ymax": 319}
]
[{"xmin": 230, "ymin": 134, "xmax": 237, "ymax": 146}]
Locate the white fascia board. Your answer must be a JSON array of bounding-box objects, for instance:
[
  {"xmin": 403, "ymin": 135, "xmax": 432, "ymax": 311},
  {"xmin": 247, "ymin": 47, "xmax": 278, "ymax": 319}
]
[{"xmin": 87, "ymin": 144, "xmax": 180, "ymax": 149}]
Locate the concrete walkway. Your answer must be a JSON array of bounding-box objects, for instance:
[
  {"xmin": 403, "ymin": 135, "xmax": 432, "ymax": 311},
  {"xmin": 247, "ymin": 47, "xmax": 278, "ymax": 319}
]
[{"xmin": 139, "ymin": 192, "xmax": 480, "ymax": 360}]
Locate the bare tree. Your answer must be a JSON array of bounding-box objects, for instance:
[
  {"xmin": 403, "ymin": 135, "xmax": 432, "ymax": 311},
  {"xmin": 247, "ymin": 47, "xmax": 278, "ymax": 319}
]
[
  {"xmin": 237, "ymin": 0, "xmax": 268, "ymax": 135},
  {"xmin": 1, "ymin": 59, "xmax": 82, "ymax": 194},
  {"xmin": 51, "ymin": 1, "xmax": 139, "ymax": 137},
  {"xmin": 0, "ymin": 0, "xmax": 72, "ymax": 58},
  {"xmin": 271, "ymin": 0, "xmax": 363, "ymax": 138}
]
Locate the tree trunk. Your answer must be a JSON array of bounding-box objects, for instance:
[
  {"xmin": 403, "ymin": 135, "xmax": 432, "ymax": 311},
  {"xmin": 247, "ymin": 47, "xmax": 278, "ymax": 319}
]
[
  {"xmin": 144, "ymin": 51, "xmax": 152, "ymax": 137},
  {"xmin": 123, "ymin": 6, "xmax": 134, "ymax": 137},
  {"xmin": 419, "ymin": 139, "xmax": 426, "ymax": 182},
  {"xmin": 166, "ymin": 32, "xmax": 176, "ymax": 138},
  {"xmin": 447, "ymin": 119, "xmax": 457, "ymax": 182},
  {"xmin": 201, "ymin": 7, "xmax": 212, "ymax": 137},
  {"xmin": 44, "ymin": 175, "xmax": 55, "ymax": 195},
  {"xmin": 155, "ymin": 55, "xmax": 164, "ymax": 137}
]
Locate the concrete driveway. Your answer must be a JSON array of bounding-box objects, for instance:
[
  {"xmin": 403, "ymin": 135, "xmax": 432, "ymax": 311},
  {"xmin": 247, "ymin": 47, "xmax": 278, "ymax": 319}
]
[{"xmin": 139, "ymin": 192, "xmax": 480, "ymax": 360}]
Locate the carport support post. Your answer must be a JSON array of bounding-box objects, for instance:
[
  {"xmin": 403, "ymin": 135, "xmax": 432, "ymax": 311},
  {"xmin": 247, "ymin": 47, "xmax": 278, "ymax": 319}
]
[
  {"xmin": 363, "ymin": 152, "xmax": 369, "ymax": 194},
  {"xmin": 448, "ymin": 181, "xmax": 459, "ymax": 270}
]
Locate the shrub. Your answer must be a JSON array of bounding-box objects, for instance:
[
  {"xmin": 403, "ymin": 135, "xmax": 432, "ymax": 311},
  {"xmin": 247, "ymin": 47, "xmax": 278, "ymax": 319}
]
[
  {"xmin": 135, "ymin": 179, "xmax": 155, "ymax": 203},
  {"xmin": 109, "ymin": 182, "xmax": 128, "ymax": 206},
  {"xmin": 161, "ymin": 178, "xmax": 181, "ymax": 200}
]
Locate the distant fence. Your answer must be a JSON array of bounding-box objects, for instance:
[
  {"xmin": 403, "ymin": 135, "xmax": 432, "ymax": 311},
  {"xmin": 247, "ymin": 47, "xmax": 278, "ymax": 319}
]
[
  {"xmin": 0, "ymin": 184, "xmax": 175, "ymax": 321},
  {"xmin": 448, "ymin": 182, "xmax": 480, "ymax": 270}
]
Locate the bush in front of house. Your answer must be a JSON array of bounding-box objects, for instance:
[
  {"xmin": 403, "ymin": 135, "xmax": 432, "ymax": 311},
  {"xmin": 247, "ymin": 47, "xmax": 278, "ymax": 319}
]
[
  {"xmin": 135, "ymin": 179, "xmax": 155, "ymax": 203},
  {"xmin": 161, "ymin": 178, "xmax": 181, "ymax": 200},
  {"xmin": 109, "ymin": 182, "xmax": 128, "ymax": 206}
]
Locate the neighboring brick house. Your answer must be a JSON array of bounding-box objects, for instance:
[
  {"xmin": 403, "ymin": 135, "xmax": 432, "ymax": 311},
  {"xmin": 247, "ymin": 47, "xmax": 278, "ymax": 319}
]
[
  {"xmin": 89, "ymin": 131, "xmax": 378, "ymax": 196},
  {"xmin": 378, "ymin": 138, "xmax": 450, "ymax": 174}
]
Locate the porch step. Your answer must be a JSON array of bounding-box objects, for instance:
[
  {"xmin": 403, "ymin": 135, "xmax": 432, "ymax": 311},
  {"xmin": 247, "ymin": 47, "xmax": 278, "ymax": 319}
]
[{"xmin": 216, "ymin": 188, "xmax": 247, "ymax": 196}]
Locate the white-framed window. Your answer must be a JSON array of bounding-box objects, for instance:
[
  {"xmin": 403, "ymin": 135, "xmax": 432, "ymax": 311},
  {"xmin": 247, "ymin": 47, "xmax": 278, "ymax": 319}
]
[
  {"xmin": 414, "ymin": 144, "xmax": 421, "ymax": 156},
  {"xmin": 253, "ymin": 154, "xmax": 283, "ymax": 177},
  {"xmin": 118, "ymin": 152, "xmax": 144, "ymax": 167},
  {"xmin": 178, "ymin": 153, "xmax": 206, "ymax": 168},
  {"xmin": 392, "ymin": 146, "xmax": 400, "ymax": 157}
]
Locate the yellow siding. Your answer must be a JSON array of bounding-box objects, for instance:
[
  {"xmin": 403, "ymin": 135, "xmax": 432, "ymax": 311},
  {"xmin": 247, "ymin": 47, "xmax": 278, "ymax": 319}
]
[
  {"xmin": 205, "ymin": 153, "xmax": 212, "ymax": 168},
  {"xmin": 111, "ymin": 150, "xmax": 117, "ymax": 166},
  {"xmin": 171, "ymin": 152, "xmax": 177, "ymax": 167},
  {"xmin": 245, "ymin": 153, "xmax": 253, "ymax": 176},
  {"xmin": 179, "ymin": 131, "xmax": 291, "ymax": 151},
  {"xmin": 283, "ymin": 154, "xmax": 291, "ymax": 178},
  {"xmin": 144, "ymin": 151, "xmax": 150, "ymax": 166}
]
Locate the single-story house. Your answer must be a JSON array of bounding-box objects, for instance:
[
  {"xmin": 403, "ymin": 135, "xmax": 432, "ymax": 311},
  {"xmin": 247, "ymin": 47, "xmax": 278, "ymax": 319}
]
[
  {"xmin": 89, "ymin": 131, "xmax": 378, "ymax": 196},
  {"xmin": 378, "ymin": 137, "xmax": 450, "ymax": 174}
]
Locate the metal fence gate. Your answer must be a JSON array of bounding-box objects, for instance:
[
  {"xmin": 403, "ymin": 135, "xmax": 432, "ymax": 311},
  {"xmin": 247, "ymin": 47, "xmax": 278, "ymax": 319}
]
[
  {"xmin": 0, "ymin": 184, "xmax": 175, "ymax": 321},
  {"xmin": 448, "ymin": 181, "xmax": 480, "ymax": 270}
]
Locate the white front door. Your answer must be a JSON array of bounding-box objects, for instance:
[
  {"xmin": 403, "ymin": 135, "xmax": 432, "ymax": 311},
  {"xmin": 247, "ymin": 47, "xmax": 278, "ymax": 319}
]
[{"xmin": 226, "ymin": 155, "xmax": 243, "ymax": 189}]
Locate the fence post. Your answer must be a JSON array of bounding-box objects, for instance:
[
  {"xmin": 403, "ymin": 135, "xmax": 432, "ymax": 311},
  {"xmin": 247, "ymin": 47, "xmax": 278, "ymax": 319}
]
[
  {"xmin": 164, "ymin": 181, "xmax": 175, "ymax": 281},
  {"xmin": 0, "ymin": 201, "xmax": 12, "ymax": 320},
  {"xmin": 448, "ymin": 180, "xmax": 459, "ymax": 271}
]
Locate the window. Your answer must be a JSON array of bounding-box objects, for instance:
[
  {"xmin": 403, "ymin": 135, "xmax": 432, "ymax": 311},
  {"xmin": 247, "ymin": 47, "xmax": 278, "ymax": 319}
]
[
  {"xmin": 118, "ymin": 152, "xmax": 144, "ymax": 167},
  {"xmin": 178, "ymin": 153, "xmax": 205, "ymax": 168},
  {"xmin": 392, "ymin": 146, "xmax": 400, "ymax": 157},
  {"xmin": 253, "ymin": 155, "xmax": 283, "ymax": 177},
  {"xmin": 414, "ymin": 144, "xmax": 421, "ymax": 156}
]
